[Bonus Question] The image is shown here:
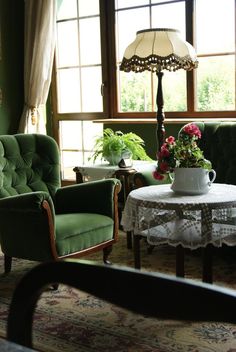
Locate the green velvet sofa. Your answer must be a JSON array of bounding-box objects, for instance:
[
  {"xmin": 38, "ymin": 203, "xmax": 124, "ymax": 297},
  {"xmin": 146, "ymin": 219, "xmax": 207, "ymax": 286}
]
[
  {"xmin": 196, "ymin": 121, "xmax": 236, "ymax": 184},
  {"xmin": 134, "ymin": 121, "xmax": 236, "ymax": 187}
]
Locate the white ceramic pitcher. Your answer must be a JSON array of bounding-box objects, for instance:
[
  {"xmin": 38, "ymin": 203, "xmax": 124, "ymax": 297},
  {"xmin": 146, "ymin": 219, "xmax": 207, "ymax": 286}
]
[{"xmin": 171, "ymin": 167, "xmax": 216, "ymax": 195}]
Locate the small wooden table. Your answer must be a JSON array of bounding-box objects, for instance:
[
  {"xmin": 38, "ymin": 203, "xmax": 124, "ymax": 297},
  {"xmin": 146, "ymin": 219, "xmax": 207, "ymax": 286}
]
[
  {"xmin": 73, "ymin": 161, "xmax": 156, "ymax": 249},
  {"xmin": 121, "ymin": 183, "xmax": 236, "ymax": 283}
]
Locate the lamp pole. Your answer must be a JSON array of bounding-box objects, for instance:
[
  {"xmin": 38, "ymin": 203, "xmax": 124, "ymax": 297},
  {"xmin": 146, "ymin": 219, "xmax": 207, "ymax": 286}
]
[{"xmin": 156, "ymin": 71, "xmax": 165, "ymax": 152}]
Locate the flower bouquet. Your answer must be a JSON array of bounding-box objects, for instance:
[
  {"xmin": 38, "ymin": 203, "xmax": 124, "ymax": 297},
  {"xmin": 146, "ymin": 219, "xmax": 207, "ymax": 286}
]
[{"xmin": 153, "ymin": 123, "xmax": 212, "ymax": 181}]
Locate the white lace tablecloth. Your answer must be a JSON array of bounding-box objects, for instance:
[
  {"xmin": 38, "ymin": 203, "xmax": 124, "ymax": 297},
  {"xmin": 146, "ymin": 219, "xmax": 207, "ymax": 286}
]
[
  {"xmin": 76, "ymin": 160, "xmax": 156, "ymax": 181},
  {"xmin": 121, "ymin": 183, "xmax": 236, "ymax": 249}
]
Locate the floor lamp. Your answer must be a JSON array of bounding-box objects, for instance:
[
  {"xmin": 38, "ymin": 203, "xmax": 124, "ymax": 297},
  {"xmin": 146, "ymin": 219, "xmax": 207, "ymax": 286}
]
[{"xmin": 120, "ymin": 28, "xmax": 198, "ymax": 151}]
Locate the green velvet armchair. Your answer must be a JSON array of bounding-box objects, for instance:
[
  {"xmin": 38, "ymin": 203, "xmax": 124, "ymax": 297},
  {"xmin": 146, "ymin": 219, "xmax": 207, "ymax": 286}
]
[{"xmin": 0, "ymin": 134, "xmax": 121, "ymax": 273}]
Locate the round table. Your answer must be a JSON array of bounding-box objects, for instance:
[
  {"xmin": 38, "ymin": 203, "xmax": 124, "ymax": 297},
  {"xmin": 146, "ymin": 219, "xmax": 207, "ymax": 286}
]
[{"xmin": 121, "ymin": 183, "xmax": 236, "ymax": 283}]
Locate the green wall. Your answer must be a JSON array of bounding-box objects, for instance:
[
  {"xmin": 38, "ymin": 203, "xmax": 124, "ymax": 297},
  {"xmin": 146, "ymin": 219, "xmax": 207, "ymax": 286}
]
[
  {"xmin": 104, "ymin": 122, "xmax": 185, "ymax": 160},
  {"xmin": 0, "ymin": 0, "xmax": 24, "ymax": 134}
]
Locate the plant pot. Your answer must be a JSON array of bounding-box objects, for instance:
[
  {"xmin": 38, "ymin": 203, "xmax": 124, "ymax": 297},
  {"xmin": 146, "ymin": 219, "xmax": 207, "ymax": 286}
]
[
  {"xmin": 171, "ymin": 167, "xmax": 216, "ymax": 195},
  {"xmin": 105, "ymin": 150, "xmax": 132, "ymax": 166}
]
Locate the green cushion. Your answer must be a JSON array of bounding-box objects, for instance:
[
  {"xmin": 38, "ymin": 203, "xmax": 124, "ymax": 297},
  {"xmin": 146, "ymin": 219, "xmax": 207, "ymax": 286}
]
[
  {"xmin": 133, "ymin": 170, "xmax": 171, "ymax": 187},
  {"xmin": 55, "ymin": 213, "xmax": 114, "ymax": 256}
]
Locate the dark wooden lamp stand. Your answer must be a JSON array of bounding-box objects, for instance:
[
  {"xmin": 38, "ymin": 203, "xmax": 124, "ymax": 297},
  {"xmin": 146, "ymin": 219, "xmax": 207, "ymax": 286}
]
[{"xmin": 156, "ymin": 71, "xmax": 165, "ymax": 152}]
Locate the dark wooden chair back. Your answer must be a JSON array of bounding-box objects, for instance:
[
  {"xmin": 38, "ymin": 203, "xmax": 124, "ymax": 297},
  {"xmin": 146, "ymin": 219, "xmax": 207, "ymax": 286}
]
[{"xmin": 7, "ymin": 260, "xmax": 236, "ymax": 349}]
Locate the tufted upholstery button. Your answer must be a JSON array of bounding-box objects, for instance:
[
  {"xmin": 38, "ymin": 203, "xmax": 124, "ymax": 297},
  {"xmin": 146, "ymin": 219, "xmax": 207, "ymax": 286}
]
[{"xmin": 0, "ymin": 134, "xmax": 60, "ymax": 198}]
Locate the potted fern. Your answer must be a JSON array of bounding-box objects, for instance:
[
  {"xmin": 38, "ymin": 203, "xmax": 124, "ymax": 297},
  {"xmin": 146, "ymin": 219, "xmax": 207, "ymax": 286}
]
[{"xmin": 90, "ymin": 128, "xmax": 152, "ymax": 165}]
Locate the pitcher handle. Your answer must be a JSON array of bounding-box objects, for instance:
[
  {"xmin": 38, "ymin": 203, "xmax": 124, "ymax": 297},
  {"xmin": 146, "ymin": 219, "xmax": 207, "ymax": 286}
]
[
  {"xmin": 168, "ymin": 173, "xmax": 174, "ymax": 182},
  {"xmin": 208, "ymin": 169, "xmax": 216, "ymax": 186}
]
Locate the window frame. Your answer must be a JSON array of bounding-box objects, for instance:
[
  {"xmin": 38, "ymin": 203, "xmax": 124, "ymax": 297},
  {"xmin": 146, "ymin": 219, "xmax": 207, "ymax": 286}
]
[
  {"xmin": 51, "ymin": 0, "xmax": 236, "ymax": 143},
  {"xmin": 111, "ymin": 0, "xmax": 236, "ymax": 119}
]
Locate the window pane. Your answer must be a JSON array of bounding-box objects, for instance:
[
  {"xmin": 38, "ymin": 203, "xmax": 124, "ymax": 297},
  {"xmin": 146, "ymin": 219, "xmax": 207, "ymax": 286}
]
[
  {"xmin": 196, "ymin": 55, "xmax": 235, "ymax": 111},
  {"xmin": 62, "ymin": 151, "xmax": 82, "ymax": 166},
  {"xmin": 162, "ymin": 70, "xmax": 187, "ymax": 111},
  {"xmin": 119, "ymin": 65, "xmax": 187, "ymax": 113},
  {"xmin": 60, "ymin": 121, "xmax": 82, "ymax": 149},
  {"xmin": 196, "ymin": 0, "xmax": 235, "ymax": 54},
  {"xmin": 118, "ymin": 70, "xmax": 152, "ymax": 112},
  {"xmin": 83, "ymin": 121, "xmax": 103, "ymax": 149},
  {"xmin": 57, "ymin": 21, "xmax": 79, "ymax": 67},
  {"xmin": 57, "ymin": 0, "xmax": 77, "ymax": 20},
  {"xmin": 60, "ymin": 121, "xmax": 103, "ymax": 153},
  {"xmin": 55, "ymin": 0, "xmax": 104, "ymax": 115},
  {"xmin": 116, "ymin": 0, "xmax": 149, "ymax": 8},
  {"xmin": 61, "ymin": 151, "xmax": 83, "ymax": 179},
  {"xmin": 59, "ymin": 121, "xmax": 104, "ymax": 180},
  {"xmin": 116, "ymin": 7, "xmax": 150, "ymax": 62},
  {"xmin": 116, "ymin": 2, "xmax": 187, "ymax": 113},
  {"xmin": 151, "ymin": 0, "xmax": 175, "ymax": 3},
  {"xmin": 151, "ymin": 2, "xmax": 186, "ymax": 38},
  {"xmin": 81, "ymin": 67, "xmax": 103, "ymax": 112},
  {"xmin": 79, "ymin": 0, "xmax": 99, "ymax": 17},
  {"xmin": 80, "ymin": 17, "xmax": 101, "ymax": 65},
  {"xmin": 57, "ymin": 68, "xmax": 81, "ymax": 113}
]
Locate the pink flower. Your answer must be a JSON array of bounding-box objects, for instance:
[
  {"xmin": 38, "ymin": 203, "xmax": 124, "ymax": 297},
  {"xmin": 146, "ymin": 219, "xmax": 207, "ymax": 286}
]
[
  {"xmin": 161, "ymin": 142, "xmax": 168, "ymax": 149},
  {"xmin": 153, "ymin": 170, "xmax": 164, "ymax": 180},
  {"xmin": 166, "ymin": 136, "xmax": 175, "ymax": 144},
  {"xmin": 183, "ymin": 123, "xmax": 201, "ymax": 139},
  {"xmin": 159, "ymin": 161, "xmax": 169, "ymax": 172},
  {"xmin": 159, "ymin": 148, "xmax": 170, "ymax": 158}
]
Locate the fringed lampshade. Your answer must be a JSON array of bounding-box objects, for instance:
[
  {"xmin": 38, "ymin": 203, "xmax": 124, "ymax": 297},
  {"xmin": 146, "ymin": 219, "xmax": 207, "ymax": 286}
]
[{"xmin": 120, "ymin": 28, "xmax": 198, "ymax": 150}]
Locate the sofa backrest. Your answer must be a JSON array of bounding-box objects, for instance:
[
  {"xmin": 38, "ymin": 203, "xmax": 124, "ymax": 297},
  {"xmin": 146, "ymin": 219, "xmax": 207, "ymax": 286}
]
[
  {"xmin": 0, "ymin": 134, "xmax": 61, "ymax": 198},
  {"xmin": 191, "ymin": 122, "xmax": 236, "ymax": 185}
]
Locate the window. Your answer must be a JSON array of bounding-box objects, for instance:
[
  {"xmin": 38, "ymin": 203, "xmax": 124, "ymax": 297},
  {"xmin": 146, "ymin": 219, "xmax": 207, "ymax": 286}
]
[
  {"xmin": 116, "ymin": 0, "xmax": 187, "ymax": 113},
  {"xmin": 53, "ymin": 0, "xmax": 106, "ymax": 179},
  {"xmin": 59, "ymin": 120, "xmax": 103, "ymax": 179},
  {"xmin": 52, "ymin": 0, "xmax": 236, "ymax": 180},
  {"xmin": 195, "ymin": 0, "xmax": 235, "ymax": 111},
  {"xmin": 115, "ymin": 0, "xmax": 236, "ymax": 115},
  {"xmin": 56, "ymin": 0, "xmax": 105, "ymax": 113}
]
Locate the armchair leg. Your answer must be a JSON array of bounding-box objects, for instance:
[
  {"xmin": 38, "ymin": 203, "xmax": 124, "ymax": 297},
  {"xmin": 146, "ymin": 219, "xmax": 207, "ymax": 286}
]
[
  {"xmin": 134, "ymin": 235, "xmax": 142, "ymax": 269},
  {"xmin": 51, "ymin": 283, "xmax": 59, "ymax": 290},
  {"xmin": 4, "ymin": 255, "xmax": 12, "ymax": 274},
  {"xmin": 103, "ymin": 245, "xmax": 113, "ymax": 265}
]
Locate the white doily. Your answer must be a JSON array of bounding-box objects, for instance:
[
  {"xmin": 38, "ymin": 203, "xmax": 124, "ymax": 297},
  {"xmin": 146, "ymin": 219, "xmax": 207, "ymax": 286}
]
[{"xmin": 121, "ymin": 184, "xmax": 236, "ymax": 249}]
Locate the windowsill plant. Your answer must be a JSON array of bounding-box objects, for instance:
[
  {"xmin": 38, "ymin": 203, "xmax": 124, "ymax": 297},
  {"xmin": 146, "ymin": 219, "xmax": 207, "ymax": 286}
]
[{"xmin": 90, "ymin": 128, "xmax": 152, "ymax": 165}]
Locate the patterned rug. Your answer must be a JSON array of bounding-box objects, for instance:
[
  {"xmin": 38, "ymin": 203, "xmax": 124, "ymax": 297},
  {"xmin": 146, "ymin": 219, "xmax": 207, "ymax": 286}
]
[{"xmin": 1, "ymin": 232, "xmax": 236, "ymax": 352}]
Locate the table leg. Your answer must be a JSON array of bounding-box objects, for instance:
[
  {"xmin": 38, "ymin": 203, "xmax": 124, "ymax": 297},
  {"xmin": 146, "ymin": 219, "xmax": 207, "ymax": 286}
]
[
  {"xmin": 201, "ymin": 208, "xmax": 213, "ymax": 284},
  {"xmin": 202, "ymin": 244, "xmax": 213, "ymax": 284},
  {"xmin": 176, "ymin": 245, "xmax": 185, "ymax": 277},
  {"xmin": 73, "ymin": 167, "xmax": 84, "ymax": 183},
  {"xmin": 114, "ymin": 169, "xmax": 136, "ymax": 250},
  {"xmin": 126, "ymin": 231, "xmax": 132, "ymax": 249},
  {"xmin": 133, "ymin": 234, "xmax": 142, "ymax": 269}
]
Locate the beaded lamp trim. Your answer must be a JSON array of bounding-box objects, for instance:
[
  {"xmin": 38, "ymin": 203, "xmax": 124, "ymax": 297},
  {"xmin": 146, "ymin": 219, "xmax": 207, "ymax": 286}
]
[{"xmin": 120, "ymin": 54, "xmax": 198, "ymax": 73}]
